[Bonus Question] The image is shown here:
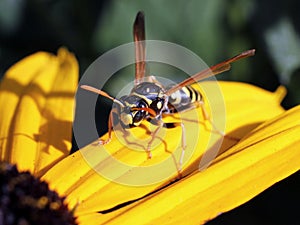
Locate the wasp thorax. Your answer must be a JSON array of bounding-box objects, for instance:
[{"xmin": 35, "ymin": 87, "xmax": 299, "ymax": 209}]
[{"xmin": 149, "ymin": 97, "xmax": 165, "ymax": 115}]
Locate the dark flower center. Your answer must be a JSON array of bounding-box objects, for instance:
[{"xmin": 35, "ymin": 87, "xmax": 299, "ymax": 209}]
[{"xmin": 0, "ymin": 162, "xmax": 77, "ymax": 225}]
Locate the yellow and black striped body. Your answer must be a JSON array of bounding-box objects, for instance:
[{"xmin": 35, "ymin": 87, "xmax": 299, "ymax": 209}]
[{"xmin": 167, "ymin": 85, "xmax": 202, "ymax": 113}]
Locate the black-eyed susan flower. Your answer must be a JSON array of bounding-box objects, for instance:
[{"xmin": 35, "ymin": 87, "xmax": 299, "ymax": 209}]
[
  {"xmin": 1, "ymin": 48, "xmax": 299, "ymax": 225},
  {"xmin": 0, "ymin": 48, "xmax": 79, "ymax": 224}
]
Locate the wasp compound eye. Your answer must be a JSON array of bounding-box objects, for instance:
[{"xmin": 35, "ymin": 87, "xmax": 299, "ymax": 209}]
[{"xmin": 132, "ymin": 109, "xmax": 147, "ymax": 124}]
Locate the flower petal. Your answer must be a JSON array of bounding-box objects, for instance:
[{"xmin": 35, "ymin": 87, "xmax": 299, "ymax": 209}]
[
  {"xmin": 76, "ymin": 212, "xmax": 119, "ymax": 225},
  {"xmin": 42, "ymin": 81, "xmax": 285, "ymax": 216},
  {"xmin": 104, "ymin": 105, "xmax": 300, "ymax": 225},
  {"xmin": 0, "ymin": 48, "xmax": 78, "ymax": 175}
]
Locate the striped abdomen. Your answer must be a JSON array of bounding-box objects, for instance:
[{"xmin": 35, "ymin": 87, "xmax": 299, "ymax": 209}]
[{"xmin": 167, "ymin": 86, "xmax": 202, "ymax": 113}]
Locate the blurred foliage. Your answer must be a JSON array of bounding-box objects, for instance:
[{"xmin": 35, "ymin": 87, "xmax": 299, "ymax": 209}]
[
  {"xmin": 1, "ymin": 0, "xmax": 300, "ymax": 107},
  {"xmin": 0, "ymin": 0, "xmax": 300, "ymax": 224}
]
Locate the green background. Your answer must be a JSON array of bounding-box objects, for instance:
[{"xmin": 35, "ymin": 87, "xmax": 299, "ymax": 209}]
[{"xmin": 0, "ymin": 0, "xmax": 299, "ymax": 224}]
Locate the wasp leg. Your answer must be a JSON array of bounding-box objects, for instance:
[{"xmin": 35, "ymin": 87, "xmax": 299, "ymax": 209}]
[
  {"xmin": 198, "ymin": 101, "xmax": 225, "ymax": 136},
  {"xmin": 97, "ymin": 110, "xmax": 115, "ymax": 145},
  {"xmin": 199, "ymin": 101, "xmax": 240, "ymax": 141},
  {"xmin": 164, "ymin": 122, "xmax": 186, "ymax": 172},
  {"xmin": 178, "ymin": 122, "xmax": 186, "ymax": 170},
  {"xmin": 146, "ymin": 120, "xmax": 163, "ymax": 159},
  {"xmin": 148, "ymin": 119, "xmax": 186, "ymax": 172}
]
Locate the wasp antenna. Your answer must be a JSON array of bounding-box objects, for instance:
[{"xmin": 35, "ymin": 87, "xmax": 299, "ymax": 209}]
[{"xmin": 80, "ymin": 85, "xmax": 124, "ymax": 107}]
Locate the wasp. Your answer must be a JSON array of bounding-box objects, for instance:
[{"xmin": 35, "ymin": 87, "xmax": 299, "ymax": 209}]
[{"xmin": 81, "ymin": 12, "xmax": 255, "ymax": 167}]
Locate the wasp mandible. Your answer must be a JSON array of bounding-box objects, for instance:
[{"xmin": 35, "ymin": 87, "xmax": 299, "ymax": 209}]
[{"xmin": 81, "ymin": 12, "xmax": 255, "ymax": 166}]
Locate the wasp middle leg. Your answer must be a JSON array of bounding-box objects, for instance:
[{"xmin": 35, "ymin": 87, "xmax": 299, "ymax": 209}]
[{"xmin": 147, "ymin": 118, "xmax": 186, "ymax": 171}]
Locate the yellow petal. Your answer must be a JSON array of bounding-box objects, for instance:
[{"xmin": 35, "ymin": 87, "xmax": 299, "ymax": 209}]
[
  {"xmin": 104, "ymin": 105, "xmax": 300, "ymax": 225},
  {"xmin": 77, "ymin": 212, "xmax": 116, "ymax": 225},
  {"xmin": 0, "ymin": 48, "xmax": 78, "ymax": 175},
  {"xmin": 42, "ymin": 81, "xmax": 285, "ymax": 216},
  {"xmin": 217, "ymin": 82, "xmax": 286, "ymax": 138}
]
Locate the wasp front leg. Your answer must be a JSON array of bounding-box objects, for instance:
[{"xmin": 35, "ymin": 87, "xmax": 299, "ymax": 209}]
[{"xmin": 97, "ymin": 110, "xmax": 114, "ymax": 145}]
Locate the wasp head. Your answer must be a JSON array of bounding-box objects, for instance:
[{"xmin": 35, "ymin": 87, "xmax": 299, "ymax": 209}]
[{"xmin": 117, "ymin": 95, "xmax": 149, "ymax": 127}]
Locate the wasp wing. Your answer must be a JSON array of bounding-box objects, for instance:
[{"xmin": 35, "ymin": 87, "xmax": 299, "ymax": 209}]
[
  {"xmin": 165, "ymin": 49, "xmax": 255, "ymax": 96},
  {"xmin": 134, "ymin": 11, "xmax": 146, "ymax": 86}
]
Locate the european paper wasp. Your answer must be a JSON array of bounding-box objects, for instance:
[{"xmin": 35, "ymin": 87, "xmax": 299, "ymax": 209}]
[{"xmin": 81, "ymin": 12, "xmax": 255, "ymax": 166}]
